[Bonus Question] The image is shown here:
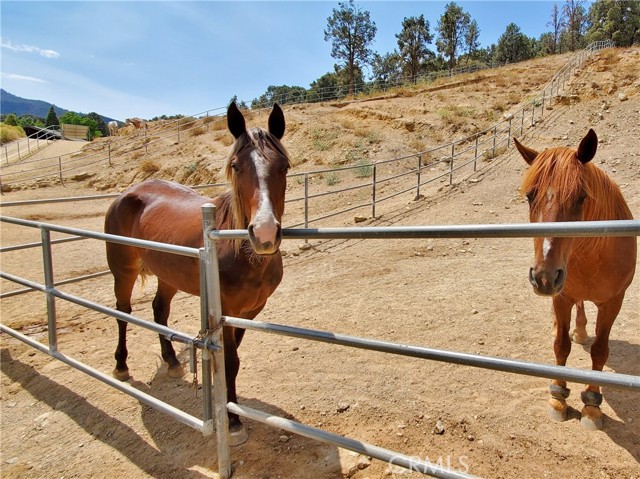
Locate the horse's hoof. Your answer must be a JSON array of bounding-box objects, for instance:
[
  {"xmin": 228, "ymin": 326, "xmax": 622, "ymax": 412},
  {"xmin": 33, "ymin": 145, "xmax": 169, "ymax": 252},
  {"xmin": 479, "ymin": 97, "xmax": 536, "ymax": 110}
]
[
  {"xmin": 229, "ymin": 424, "xmax": 249, "ymax": 446},
  {"xmin": 547, "ymin": 398, "xmax": 568, "ymax": 422},
  {"xmin": 571, "ymin": 330, "xmax": 588, "ymax": 345},
  {"xmin": 580, "ymin": 405, "xmax": 603, "ymax": 430},
  {"xmin": 167, "ymin": 364, "xmax": 186, "ymax": 378},
  {"xmin": 113, "ymin": 368, "xmax": 131, "ymax": 381}
]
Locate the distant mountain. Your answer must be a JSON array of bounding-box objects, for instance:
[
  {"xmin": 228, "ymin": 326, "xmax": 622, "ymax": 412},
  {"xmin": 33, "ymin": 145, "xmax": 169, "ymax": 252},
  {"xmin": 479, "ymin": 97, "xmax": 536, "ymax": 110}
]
[{"xmin": 0, "ymin": 89, "xmax": 115, "ymax": 124}]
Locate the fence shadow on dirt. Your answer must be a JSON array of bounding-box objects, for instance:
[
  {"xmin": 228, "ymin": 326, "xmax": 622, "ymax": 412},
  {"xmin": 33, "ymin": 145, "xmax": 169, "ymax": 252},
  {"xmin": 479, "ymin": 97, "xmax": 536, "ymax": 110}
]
[
  {"xmin": 138, "ymin": 353, "xmax": 344, "ymax": 479},
  {"xmin": 0, "ymin": 348, "xmax": 213, "ymax": 478}
]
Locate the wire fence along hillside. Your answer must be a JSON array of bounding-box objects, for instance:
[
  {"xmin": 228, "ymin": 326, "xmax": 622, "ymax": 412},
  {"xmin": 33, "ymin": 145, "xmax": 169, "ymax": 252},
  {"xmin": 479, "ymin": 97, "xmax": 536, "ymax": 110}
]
[{"xmin": 0, "ymin": 41, "xmax": 615, "ymax": 228}]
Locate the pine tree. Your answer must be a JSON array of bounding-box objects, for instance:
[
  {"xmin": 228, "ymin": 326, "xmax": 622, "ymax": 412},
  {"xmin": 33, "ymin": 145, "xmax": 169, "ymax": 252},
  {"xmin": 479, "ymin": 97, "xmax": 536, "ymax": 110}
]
[{"xmin": 45, "ymin": 106, "xmax": 59, "ymax": 128}]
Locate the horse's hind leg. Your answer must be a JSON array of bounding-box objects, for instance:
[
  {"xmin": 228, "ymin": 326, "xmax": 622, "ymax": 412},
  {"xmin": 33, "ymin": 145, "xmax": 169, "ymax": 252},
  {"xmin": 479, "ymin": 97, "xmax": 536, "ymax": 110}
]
[
  {"xmin": 572, "ymin": 300, "xmax": 588, "ymax": 344},
  {"xmin": 152, "ymin": 280, "xmax": 185, "ymax": 378},
  {"xmin": 108, "ymin": 245, "xmax": 139, "ymax": 381},
  {"xmin": 580, "ymin": 294, "xmax": 623, "ymax": 430}
]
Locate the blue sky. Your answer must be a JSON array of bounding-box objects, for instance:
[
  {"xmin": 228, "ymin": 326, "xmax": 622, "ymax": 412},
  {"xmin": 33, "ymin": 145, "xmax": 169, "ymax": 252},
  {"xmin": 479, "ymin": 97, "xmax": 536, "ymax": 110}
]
[{"xmin": 1, "ymin": 1, "xmax": 575, "ymax": 121}]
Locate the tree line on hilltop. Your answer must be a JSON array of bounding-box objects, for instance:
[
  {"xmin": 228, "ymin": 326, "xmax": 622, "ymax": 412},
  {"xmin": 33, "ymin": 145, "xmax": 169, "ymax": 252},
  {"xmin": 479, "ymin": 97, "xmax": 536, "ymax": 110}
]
[{"xmin": 248, "ymin": 0, "xmax": 639, "ymax": 108}]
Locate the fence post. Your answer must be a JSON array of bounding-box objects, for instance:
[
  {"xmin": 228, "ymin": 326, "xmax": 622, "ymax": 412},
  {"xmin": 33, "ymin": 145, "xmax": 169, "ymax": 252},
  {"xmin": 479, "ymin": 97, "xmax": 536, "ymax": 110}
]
[
  {"xmin": 4, "ymin": 146, "xmax": 8, "ymax": 166},
  {"xmin": 521, "ymin": 108, "xmax": 525, "ymax": 136},
  {"xmin": 27, "ymin": 137, "xmax": 31, "ymax": 155},
  {"xmin": 492, "ymin": 126, "xmax": 497, "ymax": 158},
  {"xmin": 449, "ymin": 143, "xmax": 454, "ymax": 185},
  {"xmin": 201, "ymin": 204, "xmax": 232, "ymax": 479},
  {"xmin": 371, "ymin": 164, "xmax": 377, "ymax": 218},
  {"xmin": 108, "ymin": 143, "xmax": 112, "ymax": 166},
  {"xmin": 58, "ymin": 157, "xmax": 65, "ymax": 186},
  {"xmin": 416, "ymin": 155, "xmax": 422, "ymax": 199},
  {"xmin": 474, "ymin": 135, "xmax": 479, "ymax": 171},
  {"xmin": 507, "ymin": 117, "xmax": 512, "ymax": 149},
  {"xmin": 17, "ymin": 142, "xmax": 20, "ymax": 160},
  {"xmin": 41, "ymin": 228, "xmax": 58, "ymax": 353},
  {"xmin": 531, "ymin": 101, "xmax": 535, "ymax": 127},
  {"xmin": 541, "ymin": 90, "xmax": 545, "ymax": 117},
  {"xmin": 304, "ymin": 174, "xmax": 309, "ymax": 229}
]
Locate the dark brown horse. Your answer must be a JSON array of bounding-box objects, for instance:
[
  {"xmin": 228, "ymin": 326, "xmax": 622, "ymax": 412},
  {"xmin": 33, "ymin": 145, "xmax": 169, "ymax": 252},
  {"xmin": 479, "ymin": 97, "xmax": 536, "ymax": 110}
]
[
  {"xmin": 514, "ymin": 129, "xmax": 636, "ymax": 430},
  {"xmin": 105, "ymin": 103, "xmax": 290, "ymax": 443}
]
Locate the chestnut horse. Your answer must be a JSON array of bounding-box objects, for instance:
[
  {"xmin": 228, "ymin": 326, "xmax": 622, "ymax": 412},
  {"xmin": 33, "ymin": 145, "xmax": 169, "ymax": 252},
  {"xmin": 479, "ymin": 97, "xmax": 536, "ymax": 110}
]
[
  {"xmin": 105, "ymin": 103, "xmax": 290, "ymax": 444},
  {"xmin": 514, "ymin": 129, "xmax": 636, "ymax": 430}
]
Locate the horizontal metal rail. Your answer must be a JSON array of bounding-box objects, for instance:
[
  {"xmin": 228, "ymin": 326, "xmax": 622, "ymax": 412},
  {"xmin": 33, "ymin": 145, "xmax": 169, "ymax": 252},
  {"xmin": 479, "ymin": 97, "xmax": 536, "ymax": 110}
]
[
  {"xmin": 0, "ymin": 235, "xmax": 85, "ymax": 253},
  {"xmin": 223, "ymin": 317, "xmax": 640, "ymax": 390},
  {"xmin": 0, "ymin": 183, "xmax": 227, "ymax": 208},
  {"xmin": 0, "ymin": 270, "xmax": 111, "ymax": 299},
  {"xmin": 0, "ymin": 323, "xmax": 206, "ymax": 432},
  {"xmin": 227, "ymin": 402, "xmax": 477, "ymax": 479},
  {"xmin": 1, "ymin": 216, "xmax": 200, "ymax": 258},
  {"xmin": 0, "ymin": 271, "xmax": 218, "ymax": 352},
  {"xmin": 211, "ymin": 220, "xmax": 640, "ymax": 241}
]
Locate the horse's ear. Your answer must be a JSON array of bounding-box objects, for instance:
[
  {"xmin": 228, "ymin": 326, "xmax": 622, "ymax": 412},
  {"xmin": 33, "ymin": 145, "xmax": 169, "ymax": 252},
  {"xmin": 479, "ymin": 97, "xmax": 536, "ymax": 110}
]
[
  {"xmin": 268, "ymin": 103, "xmax": 285, "ymax": 140},
  {"xmin": 227, "ymin": 102, "xmax": 246, "ymax": 139},
  {"xmin": 513, "ymin": 137, "xmax": 538, "ymax": 165},
  {"xmin": 577, "ymin": 129, "xmax": 597, "ymax": 164}
]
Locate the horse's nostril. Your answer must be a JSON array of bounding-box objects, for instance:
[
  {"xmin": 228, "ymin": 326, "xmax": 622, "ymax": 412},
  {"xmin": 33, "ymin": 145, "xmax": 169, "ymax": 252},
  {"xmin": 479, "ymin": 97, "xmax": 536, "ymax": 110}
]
[
  {"xmin": 555, "ymin": 268, "xmax": 565, "ymax": 288},
  {"xmin": 529, "ymin": 267, "xmax": 537, "ymax": 287}
]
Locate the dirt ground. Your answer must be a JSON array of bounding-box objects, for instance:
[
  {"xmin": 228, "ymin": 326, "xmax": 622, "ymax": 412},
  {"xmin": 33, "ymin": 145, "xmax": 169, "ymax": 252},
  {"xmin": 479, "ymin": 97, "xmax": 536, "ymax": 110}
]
[{"xmin": 1, "ymin": 48, "xmax": 639, "ymax": 479}]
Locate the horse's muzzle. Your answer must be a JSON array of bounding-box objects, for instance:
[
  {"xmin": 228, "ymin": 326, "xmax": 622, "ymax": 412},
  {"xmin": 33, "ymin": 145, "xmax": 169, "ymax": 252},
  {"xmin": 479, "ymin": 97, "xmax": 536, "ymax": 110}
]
[
  {"xmin": 248, "ymin": 222, "xmax": 282, "ymax": 255},
  {"xmin": 529, "ymin": 266, "xmax": 566, "ymax": 296}
]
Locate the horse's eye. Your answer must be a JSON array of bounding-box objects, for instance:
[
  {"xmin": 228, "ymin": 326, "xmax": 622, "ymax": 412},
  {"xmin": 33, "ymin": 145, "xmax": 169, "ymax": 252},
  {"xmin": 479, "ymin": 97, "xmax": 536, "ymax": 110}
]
[
  {"xmin": 230, "ymin": 162, "xmax": 240, "ymax": 173},
  {"xmin": 526, "ymin": 191, "xmax": 535, "ymax": 204},
  {"xmin": 577, "ymin": 194, "xmax": 587, "ymax": 206}
]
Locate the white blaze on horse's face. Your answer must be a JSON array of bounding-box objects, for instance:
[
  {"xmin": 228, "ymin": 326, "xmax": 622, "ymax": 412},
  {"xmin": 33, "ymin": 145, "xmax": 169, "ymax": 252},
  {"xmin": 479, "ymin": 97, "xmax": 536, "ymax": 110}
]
[
  {"xmin": 247, "ymin": 150, "xmax": 282, "ymax": 255},
  {"xmin": 541, "ymin": 187, "xmax": 555, "ymax": 260}
]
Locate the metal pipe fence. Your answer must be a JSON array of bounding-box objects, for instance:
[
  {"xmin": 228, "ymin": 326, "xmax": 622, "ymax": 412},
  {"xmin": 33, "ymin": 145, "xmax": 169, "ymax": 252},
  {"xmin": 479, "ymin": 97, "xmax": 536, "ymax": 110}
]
[
  {"xmin": 1, "ymin": 207, "xmax": 638, "ymax": 478},
  {"xmin": 203, "ymin": 212, "xmax": 640, "ymax": 479},
  {"xmin": 0, "ymin": 215, "xmax": 221, "ymax": 443}
]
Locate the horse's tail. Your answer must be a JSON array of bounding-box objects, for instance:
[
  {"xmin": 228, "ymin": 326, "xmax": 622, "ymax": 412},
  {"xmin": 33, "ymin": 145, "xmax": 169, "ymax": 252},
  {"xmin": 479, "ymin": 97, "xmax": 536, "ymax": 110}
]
[{"xmin": 138, "ymin": 262, "xmax": 153, "ymax": 289}]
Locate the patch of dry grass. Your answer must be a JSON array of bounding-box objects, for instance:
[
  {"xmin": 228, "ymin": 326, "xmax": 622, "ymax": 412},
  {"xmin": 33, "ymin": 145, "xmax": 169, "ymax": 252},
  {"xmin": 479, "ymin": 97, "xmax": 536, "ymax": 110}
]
[
  {"xmin": 483, "ymin": 145, "xmax": 507, "ymax": 161},
  {"xmin": 190, "ymin": 126, "xmax": 206, "ymax": 137},
  {"xmin": 409, "ymin": 137, "xmax": 426, "ymax": 152},
  {"xmin": 0, "ymin": 124, "xmax": 25, "ymax": 145},
  {"xmin": 139, "ymin": 158, "xmax": 160, "ymax": 172}
]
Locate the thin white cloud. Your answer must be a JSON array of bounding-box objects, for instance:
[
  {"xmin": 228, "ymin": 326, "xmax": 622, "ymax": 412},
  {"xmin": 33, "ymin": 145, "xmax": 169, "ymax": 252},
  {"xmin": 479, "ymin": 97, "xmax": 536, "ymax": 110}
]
[
  {"xmin": 0, "ymin": 38, "xmax": 60, "ymax": 59},
  {"xmin": 1, "ymin": 72, "xmax": 48, "ymax": 83}
]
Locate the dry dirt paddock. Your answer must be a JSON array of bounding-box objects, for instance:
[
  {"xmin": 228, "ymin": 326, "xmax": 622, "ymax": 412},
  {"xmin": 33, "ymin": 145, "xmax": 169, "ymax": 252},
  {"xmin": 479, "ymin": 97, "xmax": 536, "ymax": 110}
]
[{"xmin": 2, "ymin": 64, "xmax": 639, "ymax": 479}]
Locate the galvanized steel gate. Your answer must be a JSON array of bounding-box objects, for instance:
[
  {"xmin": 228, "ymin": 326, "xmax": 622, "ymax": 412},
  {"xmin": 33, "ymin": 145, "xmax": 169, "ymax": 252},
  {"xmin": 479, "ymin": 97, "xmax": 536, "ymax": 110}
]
[{"xmin": 1, "ymin": 209, "xmax": 639, "ymax": 479}]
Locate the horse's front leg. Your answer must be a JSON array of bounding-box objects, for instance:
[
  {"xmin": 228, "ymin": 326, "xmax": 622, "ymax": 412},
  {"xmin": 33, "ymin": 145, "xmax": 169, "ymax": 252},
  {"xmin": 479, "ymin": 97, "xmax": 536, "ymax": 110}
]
[
  {"xmin": 548, "ymin": 295, "xmax": 574, "ymax": 422},
  {"xmin": 152, "ymin": 281, "xmax": 184, "ymax": 378},
  {"xmin": 223, "ymin": 326, "xmax": 248, "ymax": 446},
  {"xmin": 580, "ymin": 294, "xmax": 624, "ymax": 430}
]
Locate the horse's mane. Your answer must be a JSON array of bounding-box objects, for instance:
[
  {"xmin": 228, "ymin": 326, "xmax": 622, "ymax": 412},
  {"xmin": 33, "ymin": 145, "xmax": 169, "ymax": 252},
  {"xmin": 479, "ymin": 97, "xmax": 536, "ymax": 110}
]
[
  {"xmin": 520, "ymin": 146, "xmax": 633, "ymax": 251},
  {"xmin": 223, "ymin": 127, "xmax": 291, "ymax": 254}
]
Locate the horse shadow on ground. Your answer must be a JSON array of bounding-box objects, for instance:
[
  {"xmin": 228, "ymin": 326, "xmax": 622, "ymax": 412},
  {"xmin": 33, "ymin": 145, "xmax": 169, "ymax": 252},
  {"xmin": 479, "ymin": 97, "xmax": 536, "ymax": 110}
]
[
  {"xmin": 578, "ymin": 338, "xmax": 640, "ymax": 463},
  {"xmin": 0, "ymin": 348, "xmax": 342, "ymax": 478},
  {"xmin": 138, "ymin": 351, "xmax": 343, "ymax": 478}
]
